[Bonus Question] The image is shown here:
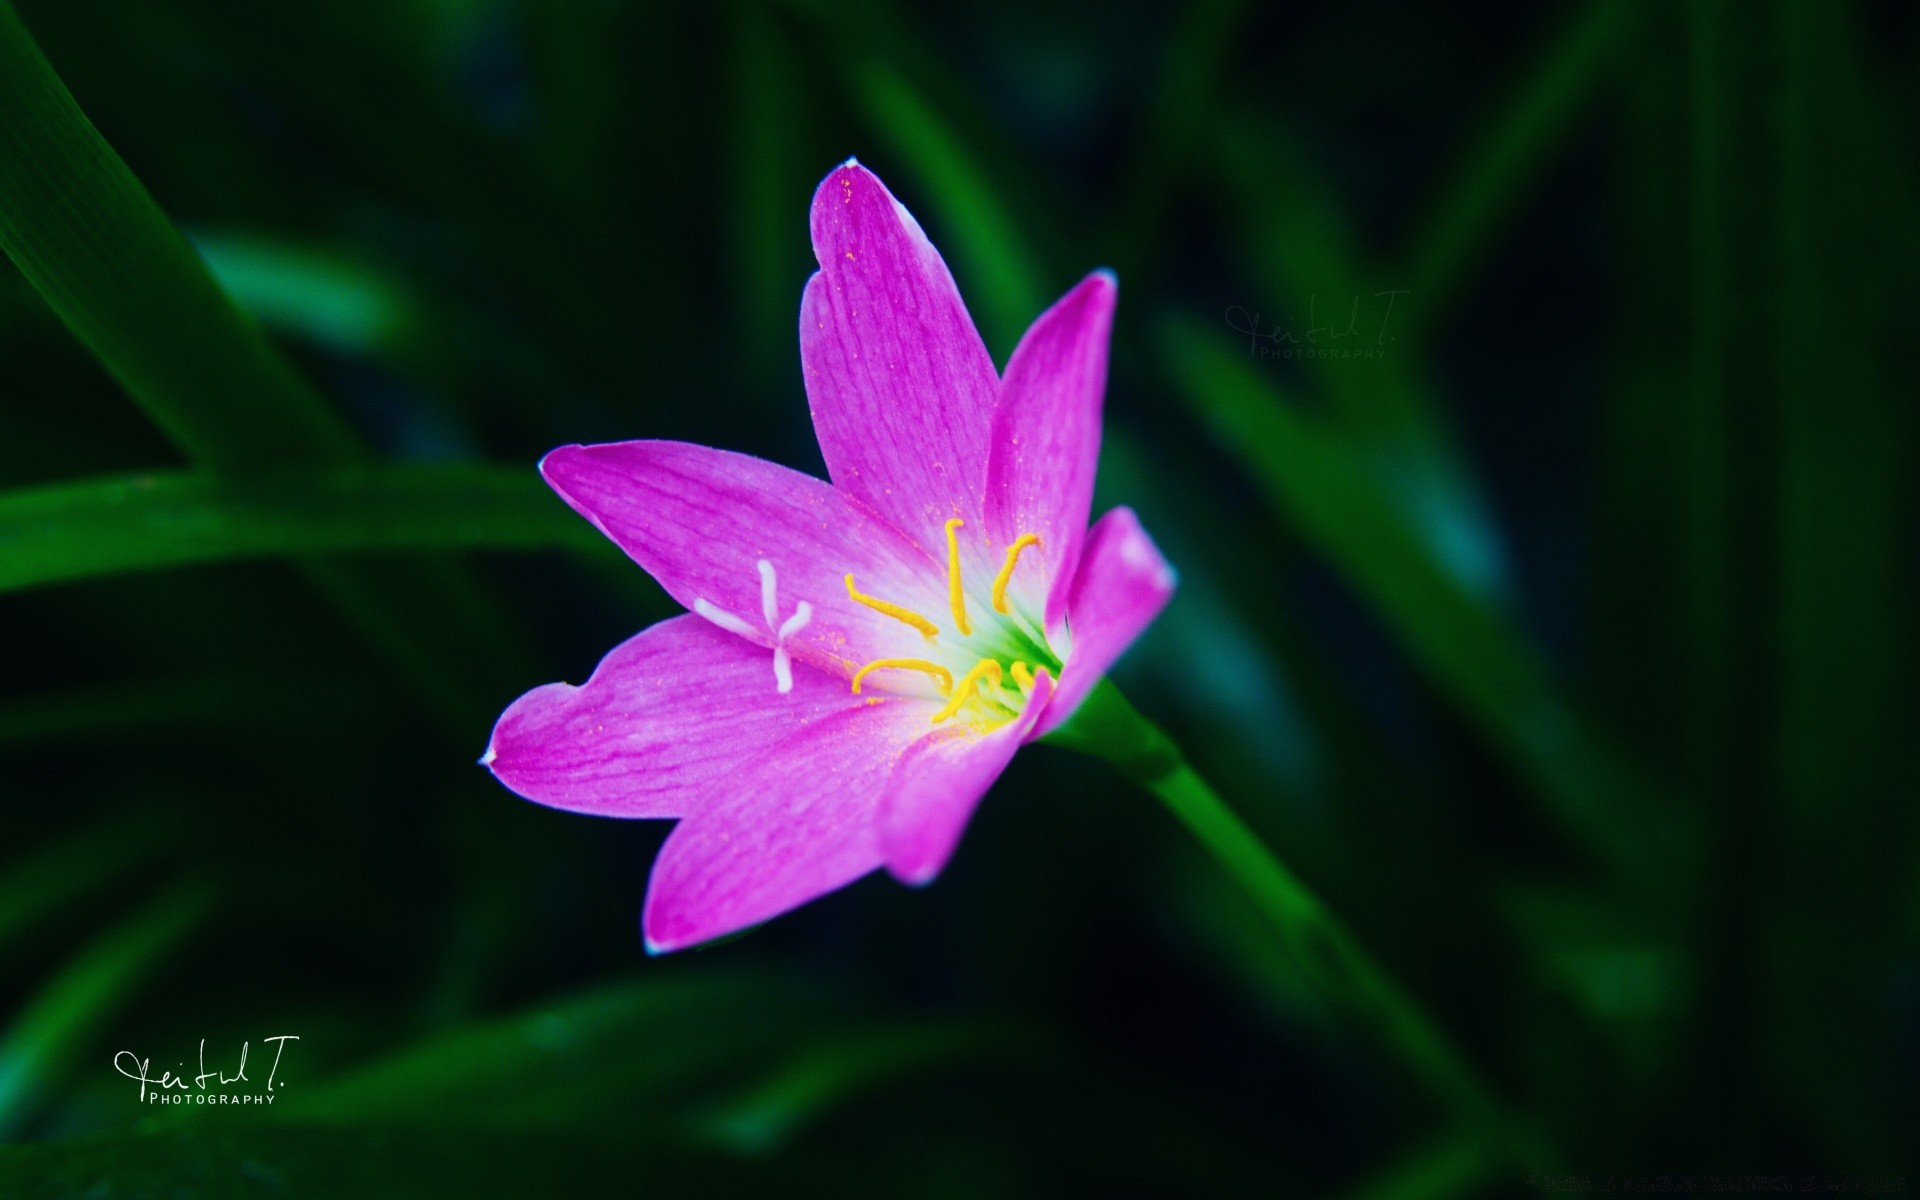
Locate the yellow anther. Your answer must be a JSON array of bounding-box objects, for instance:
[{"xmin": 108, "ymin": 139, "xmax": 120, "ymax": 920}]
[
  {"xmin": 944, "ymin": 518, "xmax": 970, "ymax": 635},
  {"xmin": 851, "ymin": 658, "xmax": 953, "ymax": 695},
  {"xmin": 930, "ymin": 660, "xmax": 1003, "ymax": 724},
  {"xmin": 844, "ymin": 573, "xmax": 939, "ymax": 640},
  {"xmin": 991, "ymin": 534, "xmax": 1043, "ymax": 613},
  {"xmin": 1009, "ymin": 661, "xmax": 1035, "ymax": 691}
]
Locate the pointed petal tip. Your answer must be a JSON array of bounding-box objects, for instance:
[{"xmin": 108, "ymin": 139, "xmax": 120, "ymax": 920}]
[
  {"xmin": 536, "ymin": 443, "xmax": 586, "ymax": 486},
  {"xmin": 888, "ymin": 862, "xmax": 940, "ymax": 888}
]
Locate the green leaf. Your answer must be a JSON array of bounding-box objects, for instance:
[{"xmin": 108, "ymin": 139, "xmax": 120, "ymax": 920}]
[
  {"xmin": 283, "ymin": 973, "xmax": 829, "ymax": 1128},
  {"xmin": 1160, "ymin": 319, "xmax": 1668, "ymax": 877},
  {"xmin": 1208, "ymin": 117, "xmax": 1510, "ymax": 601},
  {"xmin": 0, "ymin": 883, "xmax": 213, "ymax": 1139},
  {"xmin": 0, "ymin": 2, "xmax": 361, "ymax": 474},
  {"xmin": 0, "ymin": 466, "xmax": 606, "ymax": 594},
  {"xmin": 0, "ymin": 1123, "xmax": 789, "ymax": 1199},
  {"xmin": 689, "ymin": 1021, "xmax": 1023, "ymax": 1153},
  {"xmin": 191, "ymin": 233, "xmax": 416, "ymax": 357},
  {"xmin": 1401, "ymin": 0, "xmax": 1634, "ymax": 323},
  {"xmin": 0, "ymin": 811, "xmax": 173, "ymax": 955},
  {"xmin": 0, "ymin": 4, "xmax": 539, "ymax": 734}
]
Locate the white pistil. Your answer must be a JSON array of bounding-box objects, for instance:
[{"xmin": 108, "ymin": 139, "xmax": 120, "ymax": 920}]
[
  {"xmin": 697, "ymin": 561, "xmax": 812, "ymax": 694},
  {"xmin": 693, "ymin": 598, "xmax": 758, "ymax": 638},
  {"xmin": 778, "ymin": 602, "xmax": 813, "ymax": 640}
]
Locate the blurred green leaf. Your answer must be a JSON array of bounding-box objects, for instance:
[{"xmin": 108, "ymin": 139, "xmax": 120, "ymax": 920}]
[
  {"xmin": 690, "ymin": 1021, "xmax": 1025, "ymax": 1154},
  {"xmin": 285, "ymin": 972, "xmax": 827, "ymax": 1128},
  {"xmin": 1402, "ymin": 0, "xmax": 1633, "ymax": 322},
  {"xmin": 0, "ymin": 466, "xmax": 602, "ymax": 594},
  {"xmin": 0, "ymin": 882, "xmax": 213, "ymax": 1139},
  {"xmin": 1209, "ymin": 118, "xmax": 1509, "ymax": 602},
  {"xmin": 0, "ymin": 2, "xmax": 536, "ymax": 733},
  {"xmin": 1161, "ymin": 319, "xmax": 1665, "ymax": 877},
  {"xmin": 0, "ymin": 1123, "xmax": 787, "ymax": 1199},
  {"xmin": 0, "ymin": 2, "xmax": 359, "ymax": 474},
  {"xmin": 0, "ymin": 811, "xmax": 172, "ymax": 955},
  {"xmin": 0, "ymin": 675, "xmax": 376, "ymax": 745},
  {"xmin": 1332, "ymin": 1133, "xmax": 1494, "ymax": 1200},
  {"xmin": 191, "ymin": 233, "xmax": 416, "ymax": 357}
]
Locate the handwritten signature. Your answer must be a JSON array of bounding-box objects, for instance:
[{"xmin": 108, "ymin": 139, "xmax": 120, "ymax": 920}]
[
  {"xmin": 1226, "ymin": 290, "xmax": 1409, "ymax": 356},
  {"xmin": 113, "ymin": 1036, "xmax": 298, "ymax": 1104}
]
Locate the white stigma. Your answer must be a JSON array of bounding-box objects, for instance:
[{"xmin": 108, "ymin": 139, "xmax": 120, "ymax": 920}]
[{"xmin": 696, "ymin": 562, "xmax": 811, "ymax": 694}]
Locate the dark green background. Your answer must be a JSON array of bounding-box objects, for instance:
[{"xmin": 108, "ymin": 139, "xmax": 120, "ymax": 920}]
[{"xmin": 1, "ymin": 0, "xmax": 1914, "ymax": 1195}]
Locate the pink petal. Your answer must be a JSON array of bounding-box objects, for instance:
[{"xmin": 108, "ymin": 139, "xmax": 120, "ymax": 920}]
[
  {"xmin": 985, "ymin": 271, "xmax": 1118, "ymax": 626},
  {"xmin": 642, "ymin": 697, "xmax": 936, "ymax": 951},
  {"xmin": 541, "ymin": 440, "xmax": 948, "ymax": 677},
  {"xmin": 877, "ymin": 670, "xmax": 1056, "ymax": 886},
  {"xmin": 484, "ymin": 615, "xmax": 863, "ymax": 818},
  {"xmin": 800, "ymin": 161, "xmax": 999, "ymax": 554},
  {"xmin": 1038, "ymin": 507, "xmax": 1176, "ymax": 736}
]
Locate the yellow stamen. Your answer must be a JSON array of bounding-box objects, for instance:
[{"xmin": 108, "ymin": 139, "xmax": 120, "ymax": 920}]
[
  {"xmin": 845, "ymin": 573, "xmax": 939, "ymax": 639},
  {"xmin": 851, "ymin": 658, "xmax": 953, "ymax": 695},
  {"xmin": 991, "ymin": 534, "xmax": 1043, "ymax": 613},
  {"xmin": 944, "ymin": 518, "xmax": 970, "ymax": 635},
  {"xmin": 1009, "ymin": 661, "xmax": 1035, "ymax": 691},
  {"xmin": 930, "ymin": 660, "xmax": 1002, "ymax": 724}
]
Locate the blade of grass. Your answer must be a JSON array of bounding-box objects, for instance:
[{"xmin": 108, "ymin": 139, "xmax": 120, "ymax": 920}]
[
  {"xmin": 1401, "ymin": 0, "xmax": 1635, "ymax": 324},
  {"xmin": 1209, "ymin": 118, "xmax": 1510, "ymax": 601},
  {"xmin": 0, "ymin": 675, "xmax": 377, "ymax": 745},
  {"xmin": 0, "ymin": 3, "xmax": 537, "ymax": 734},
  {"xmin": 0, "ymin": 811, "xmax": 172, "ymax": 955},
  {"xmin": 1049, "ymin": 682, "xmax": 1555, "ymax": 1176},
  {"xmin": 1162, "ymin": 318, "xmax": 1668, "ymax": 878},
  {"xmin": 0, "ymin": 466, "xmax": 605, "ymax": 594},
  {"xmin": 0, "ymin": 882, "xmax": 213, "ymax": 1139},
  {"xmin": 1107, "ymin": 0, "xmax": 1257, "ymax": 286},
  {"xmin": 190, "ymin": 233, "xmax": 417, "ymax": 358},
  {"xmin": 688, "ymin": 1021, "xmax": 1025, "ymax": 1153},
  {"xmin": 1329, "ymin": 1132, "xmax": 1496, "ymax": 1200},
  {"xmin": 0, "ymin": 2, "xmax": 357, "ymax": 474},
  {"xmin": 1763, "ymin": 0, "xmax": 1913, "ymax": 1169}
]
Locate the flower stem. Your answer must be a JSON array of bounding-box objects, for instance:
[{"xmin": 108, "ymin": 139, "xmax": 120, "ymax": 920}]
[{"xmin": 1047, "ymin": 681, "xmax": 1552, "ymax": 1174}]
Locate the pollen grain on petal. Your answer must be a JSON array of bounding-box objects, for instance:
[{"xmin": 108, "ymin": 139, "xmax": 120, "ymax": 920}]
[
  {"xmin": 991, "ymin": 534, "xmax": 1043, "ymax": 614},
  {"xmin": 844, "ymin": 573, "xmax": 940, "ymax": 639}
]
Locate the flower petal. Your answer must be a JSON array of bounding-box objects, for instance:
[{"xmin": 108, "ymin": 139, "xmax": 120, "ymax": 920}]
[
  {"xmin": 484, "ymin": 615, "xmax": 862, "ymax": 818},
  {"xmin": 800, "ymin": 161, "xmax": 999, "ymax": 553},
  {"xmin": 541, "ymin": 440, "xmax": 947, "ymax": 676},
  {"xmin": 878, "ymin": 670, "xmax": 1055, "ymax": 886},
  {"xmin": 1038, "ymin": 507, "xmax": 1175, "ymax": 736},
  {"xmin": 641, "ymin": 697, "xmax": 934, "ymax": 951},
  {"xmin": 985, "ymin": 271, "xmax": 1117, "ymax": 625}
]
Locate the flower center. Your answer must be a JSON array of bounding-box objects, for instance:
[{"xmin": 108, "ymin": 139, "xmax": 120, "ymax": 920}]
[{"xmin": 844, "ymin": 519, "xmax": 1054, "ymax": 725}]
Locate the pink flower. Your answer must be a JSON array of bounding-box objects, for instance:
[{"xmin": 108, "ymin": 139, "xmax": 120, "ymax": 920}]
[{"xmin": 484, "ymin": 161, "xmax": 1175, "ymax": 952}]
